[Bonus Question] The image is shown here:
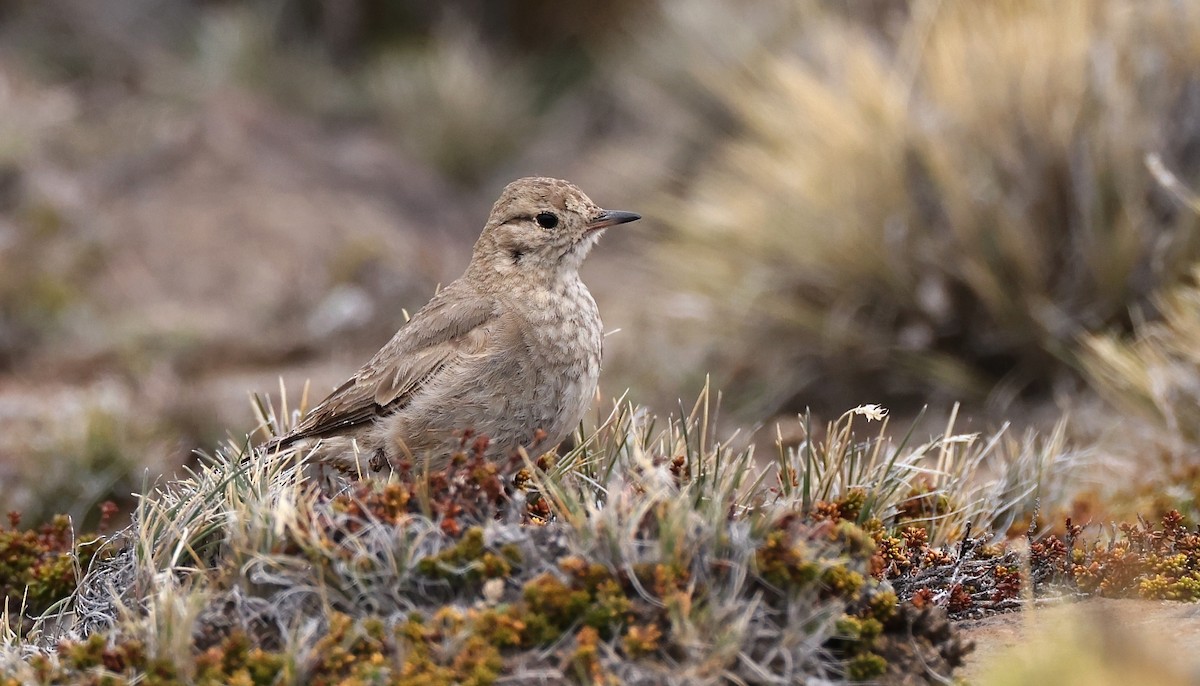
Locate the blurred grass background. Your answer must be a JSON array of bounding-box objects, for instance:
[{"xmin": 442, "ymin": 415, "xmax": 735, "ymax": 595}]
[{"xmin": 3, "ymin": 0, "xmax": 1200, "ymax": 527}]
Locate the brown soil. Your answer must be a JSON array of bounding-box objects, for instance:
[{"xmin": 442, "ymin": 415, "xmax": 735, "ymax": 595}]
[{"xmin": 956, "ymin": 598, "xmax": 1200, "ymax": 684}]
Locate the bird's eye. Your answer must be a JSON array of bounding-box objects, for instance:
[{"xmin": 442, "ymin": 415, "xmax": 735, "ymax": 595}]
[{"xmin": 535, "ymin": 212, "xmax": 559, "ymax": 229}]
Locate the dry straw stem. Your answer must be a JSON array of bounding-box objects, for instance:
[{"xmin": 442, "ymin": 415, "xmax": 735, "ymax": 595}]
[
  {"xmin": 0, "ymin": 383, "xmax": 171, "ymax": 528},
  {"xmin": 661, "ymin": 0, "xmax": 1200, "ymax": 414}
]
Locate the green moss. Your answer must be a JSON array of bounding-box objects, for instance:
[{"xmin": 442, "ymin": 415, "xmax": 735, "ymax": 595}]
[
  {"xmin": 359, "ymin": 483, "xmax": 414, "ymax": 523},
  {"xmin": 865, "ymin": 590, "xmax": 898, "ymax": 623},
  {"xmin": 755, "ymin": 530, "xmax": 820, "ymax": 589},
  {"xmin": 621, "ymin": 623, "xmax": 662, "ymax": 658},
  {"xmin": 845, "ymin": 652, "xmax": 888, "ymax": 681},
  {"xmin": 520, "ymin": 558, "xmax": 635, "ymax": 645},
  {"xmin": 417, "ymin": 526, "xmax": 511, "ymax": 583},
  {"xmin": 835, "ymin": 615, "xmax": 864, "ymax": 641},
  {"xmin": 59, "ymin": 633, "xmax": 107, "ymax": 671},
  {"xmin": 1062, "ymin": 510, "xmax": 1200, "ymax": 601},
  {"xmin": 50, "ymin": 632, "xmax": 275, "ymax": 685},
  {"xmin": 522, "ymin": 572, "xmax": 596, "ymax": 644},
  {"xmin": 813, "ymin": 489, "xmax": 868, "ymax": 522},
  {"xmin": 582, "ymin": 578, "xmax": 631, "ymax": 634},
  {"xmin": 569, "ymin": 626, "xmax": 613, "ymax": 685},
  {"xmin": 821, "ymin": 566, "xmax": 864, "ymax": 599},
  {"xmin": 195, "ymin": 632, "xmax": 285, "ymax": 686},
  {"xmin": 755, "ymin": 520, "xmax": 877, "ymax": 602},
  {"xmin": 390, "ymin": 612, "xmax": 503, "ymax": 686},
  {"xmin": 832, "ymin": 521, "xmax": 876, "ymax": 559},
  {"xmin": 858, "ymin": 618, "xmax": 883, "ymax": 642},
  {"xmin": 631, "ymin": 561, "xmax": 690, "ymax": 598},
  {"xmin": 471, "ymin": 607, "xmax": 526, "ymax": 648},
  {"xmin": 0, "ymin": 514, "xmax": 102, "ymax": 619}
]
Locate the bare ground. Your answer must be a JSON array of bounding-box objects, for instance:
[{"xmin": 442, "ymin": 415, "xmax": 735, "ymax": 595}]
[{"xmin": 958, "ymin": 598, "xmax": 1200, "ymax": 684}]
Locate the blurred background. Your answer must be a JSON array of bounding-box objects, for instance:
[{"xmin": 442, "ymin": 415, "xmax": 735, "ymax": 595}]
[{"xmin": 4, "ymin": 0, "xmax": 1200, "ymax": 526}]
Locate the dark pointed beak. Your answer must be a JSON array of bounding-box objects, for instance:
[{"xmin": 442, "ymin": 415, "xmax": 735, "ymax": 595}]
[{"xmin": 587, "ymin": 209, "xmax": 641, "ymax": 232}]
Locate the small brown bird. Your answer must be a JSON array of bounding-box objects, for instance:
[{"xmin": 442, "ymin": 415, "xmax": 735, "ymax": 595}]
[{"xmin": 269, "ymin": 177, "xmax": 640, "ymax": 472}]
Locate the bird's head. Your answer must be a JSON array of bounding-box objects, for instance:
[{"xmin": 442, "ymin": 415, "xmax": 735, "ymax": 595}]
[{"xmin": 470, "ymin": 177, "xmax": 640, "ymax": 282}]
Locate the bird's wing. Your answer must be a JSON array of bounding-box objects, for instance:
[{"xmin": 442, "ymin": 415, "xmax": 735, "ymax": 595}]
[{"xmin": 276, "ymin": 284, "xmax": 498, "ymax": 445}]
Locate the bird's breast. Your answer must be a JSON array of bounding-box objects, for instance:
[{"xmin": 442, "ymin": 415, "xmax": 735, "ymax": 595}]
[{"xmin": 512, "ymin": 278, "xmax": 603, "ymax": 433}]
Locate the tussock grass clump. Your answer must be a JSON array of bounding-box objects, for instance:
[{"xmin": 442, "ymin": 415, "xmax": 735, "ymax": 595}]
[
  {"xmin": 1080, "ymin": 256, "xmax": 1200, "ymax": 520},
  {"xmin": 0, "ymin": 389, "xmax": 1092, "ymax": 684},
  {"xmin": 659, "ymin": 0, "xmax": 1200, "ymax": 415},
  {"xmin": 775, "ymin": 405, "xmax": 1084, "ymax": 547},
  {"xmin": 0, "ymin": 385, "xmax": 170, "ymax": 530},
  {"xmin": 1083, "ymin": 265, "xmax": 1200, "ymax": 445}
]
